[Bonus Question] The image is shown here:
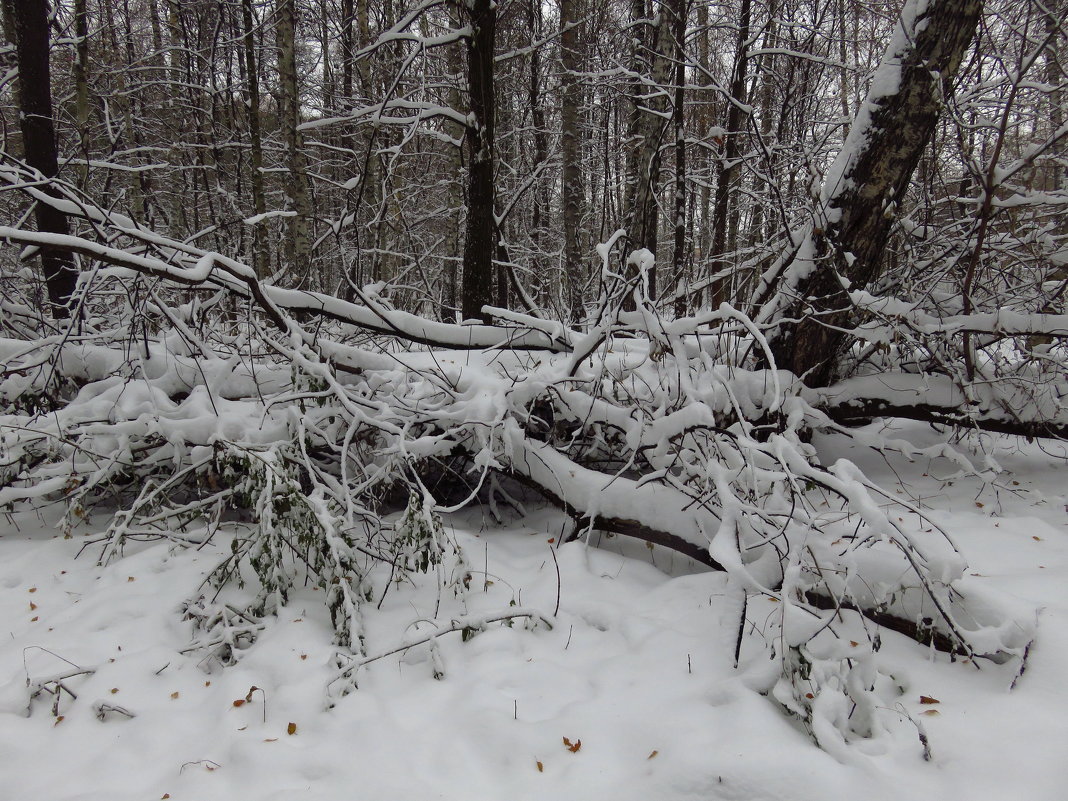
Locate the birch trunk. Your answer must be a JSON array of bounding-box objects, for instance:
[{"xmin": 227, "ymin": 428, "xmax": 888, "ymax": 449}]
[{"xmin": 761, "ymin": 0, "xmax": 982, "ymax": 387}]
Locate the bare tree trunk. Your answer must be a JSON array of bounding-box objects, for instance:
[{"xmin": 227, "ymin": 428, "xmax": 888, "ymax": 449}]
[
  {"xmin": 72, "ymin": 0, "xmax": 90, "ymax": 188},
  {"xmin": 763, "ymin": 0, "xmax": 982, "ymax": 387},
  {"xmin": 747, "ymin": 0, "xmax": 777, "ymax": 248},
  {"xmin": 442, "ymin": 10, "xmax": 465, "ymax": 320},
  {"xmin": 460, "ymin": 0, "xmax": 496, "ymax": 323},
  {"xmin": 622, "ymin": 0, "xmax": 675, "ymax": 302},
  {"xmin": 709, "ymin": 0, "xmax": 751, "ymax": 306},
  {"xmin": 242, "ymin": 0, "xmax": 267, "ymax": 277},
  {"xmin": 526, "ymin": 0, "xmax": 548, "ymax": 307},
  {"xmin": 276, "ymin": 0, "xmax": 313, "ymax": 286},
  {"xmin": 9, "ymin": 0, "xmax": 77, "ymax": 317},
  {"xmin": 694, "ymin": 0, "xmax": 710, "ymax": 308},
  {"xmin": 560, "ymin": 0, "xmax": 585, "ymax": 322},
  {"xmin": 671, "ymin": 0, "xmax": 688, "ymax": 317}
]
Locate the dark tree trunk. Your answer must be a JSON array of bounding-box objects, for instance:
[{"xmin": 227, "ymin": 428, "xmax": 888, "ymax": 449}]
[
  {"xmin": 766, "ymin": 0, "xmax": 982, "ymax": 387},
  {"xmin": 242, "ymin": 0, "xmax": 267, "ymax": 277},
  {"xmin": 560, "ymin": 0, "xmax": 585, "ymax": 322},
  {"xmin": 276, "ymin": 0, "xmax": 313, "ymax": 286},
  {"xmin": 708, "ymin": 0, "xmax": 750, "ymax": 307},
  {"xmin": 670, "ymin": 0, "xmax": 688, "ymax": 318},
  {"xmin": 460, "ymin": 0, "xmax": 496, "ymax": 323},
  {"xmin": 621, "ymin": 0, "xmax": 676, "ymax": 305},
  {"xmin": 10, "ymin": 0, "xmax": 77, "ymax": 318}
]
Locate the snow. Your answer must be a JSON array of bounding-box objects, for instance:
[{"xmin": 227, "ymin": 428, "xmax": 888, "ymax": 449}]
[{"xmin": 1, "ymin": 423, "xmax": 1066, "ymax": 800}]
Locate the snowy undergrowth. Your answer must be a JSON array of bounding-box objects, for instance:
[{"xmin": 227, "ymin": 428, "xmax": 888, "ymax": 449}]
[
  {"xmin": 0, "ymin": 261, "xmax": 1048, "ymax": 769},
  {"xmin": 0, "ymin": 425, "xmax": 1065, "ymax": 800}
]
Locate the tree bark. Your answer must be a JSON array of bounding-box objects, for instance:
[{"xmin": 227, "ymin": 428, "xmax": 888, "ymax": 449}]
[
  {"xmin": 670, "ymin": 0, "xmax": 688, "ymax": 317},
  {"xmin": 708, "ymin": 0, "xmax": 751, "ymax": 307},
  {"xmin": 621, "ymin": 0, "xmax": 675, "ymax": 302},
  {"xmin": 460, "ymin": 0, "xmax": 496, "ymax": 323},
  {"xmin": 242, "ymin": 0, "xmax": 267, "ymax": 277},
  {"xmin": 765, "ymin": 0, "xmax": 982, "ymax": 387},
  {"xmin": 560, "ymin": 0, "xmax": 585, "ymax": 322},
  {"xmin": 9, "ymin": 0, "xmax": 77, "ymax": 317},
  {"xmin": 276, "ymin": 0, "xmax": 314, "ymax": 286}
]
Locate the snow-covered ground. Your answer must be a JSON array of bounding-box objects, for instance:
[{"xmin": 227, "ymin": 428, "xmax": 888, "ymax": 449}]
[{"xmin": 0, "ymin": 422, "xmax": 1065, "ymax": 800}]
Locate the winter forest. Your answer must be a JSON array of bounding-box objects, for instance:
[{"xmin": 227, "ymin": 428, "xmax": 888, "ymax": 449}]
[{"xmin": 0, "ymin": 0, "xmax": 1066, "ymax": 797}]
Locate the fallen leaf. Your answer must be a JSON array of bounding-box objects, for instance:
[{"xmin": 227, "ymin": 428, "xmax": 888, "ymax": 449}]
[
  {"xmin": 29, "ymin": 602, "xmax": 36, "ymax": 611},
  {"xmin": 171, "ymin": 692, "xmax": 180, "ymax": 699},
  {"xmin": 536, "ymin": 760, "xmax": 543, "ymax": 772},
  {"xmin": 28, "ymin": 587, "xmax": 36, "ymax": 593},
  {"xmin": 922, "ymin": 709, "xmax": 940, "ymax": 717},
  {"xmin": 287, "ymin": 722, "xmax": 297, "ymax": 735},
  {"xmin": 805, "ymin": 692, "xmax": 814, "ymax": 699},
  {"xmin": 300, "ymin": 654, "xmax": 307, "ymax": 661},
  {"xmin": 849, "ymin": 641, "xmax": 859, "ymax": 647},
  {"xmin": 30, "ymin": 616, "xmax": 38, "ymax": 622},
  {"xmin": 919, "ymin": 696, "xmax": 940, "ymax": 705},
  {"xmin": 647, "ymin": 750, "xmax": 659, "ymax": 760},
  {"xmin": 975, "ymin": 502, "xmax": 984, "ymax": 508},
  {"xmin": 162, "ymin": 795, "xmax": 170, "ymax": 799},
  {"xmin": 205, "ymin": 681, "xmax": 211, "ymax": 686},
  {"xmin": 264, "ymin": 738, "xmax": 278, "ymax": 742},
  {"xmin": 110, "ymin": 688, "xmax": 119, "ymax": 694},
  {"xmin": 547, "ymin": 538, "xmax": 555, "ymax": 544},
  {"xmin": 561, "ymin": 737, "xmax": 581, "ymax": 753},
  {"xmin": 128, "ymin": 576, "xmax": 136, "ymax": 582},
  {"xmin": 1033, "ymin": 536, "xmax": 1043, "ymax": 541},
  {"xmin": 232, "ymin": 699, "xmax": 246, "ymax": 707},
  {"xmin": 54, "ymin": 716, "xmax": 64, "ymax": 725}
]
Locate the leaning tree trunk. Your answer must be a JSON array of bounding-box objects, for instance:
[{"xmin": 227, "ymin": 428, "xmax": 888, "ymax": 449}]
[
  {"xmin": 9, "ymin": 0, "xmax": 78, "ymax": 318},
  {"xmin": 460, "ymin": 0, "xmax": 496, "ymax": 323},
  {"xmin": 759, "ymin": 0, "xmax": 982, "ymax": 387}
]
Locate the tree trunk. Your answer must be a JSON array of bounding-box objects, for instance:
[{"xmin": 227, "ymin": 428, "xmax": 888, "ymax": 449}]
[
  {"xmin": 709, "ymin": 0, "xmax": 751, "ymax": 307},
  {"xmin": 764, "ymin": 0, "xmax": 982, "ymax": 387},
  {"xmin": 9, "ymin": 0, "xmax": 77, "ymax": 317},
  {"xmin": 621, "ymin": 0, "xmax": 676, "ymax": 303},
  {"xmin": 460, "ymin": 0, "xmax": 496, "ymax": 323},
  {"xmin": 276, "ymin": 0, "xmax": 314, "ymax": 286},
  {"xmin": 560, "ymin": 0, "xmax": 585, "ymax": 322},
  {"xmin": 442, "ymin": 7, "xmax": 465, "ymax": 320},
  {"xmin": 670, "ymin": 0, "xmax": 687, "ymax": 317},
  {"xmin": 72, "ymin": 0, "xmax": 90, "ymax": 188},
  {"xmin": 242, "ymin": 0, "xmax": 267, "ymax": 277}
]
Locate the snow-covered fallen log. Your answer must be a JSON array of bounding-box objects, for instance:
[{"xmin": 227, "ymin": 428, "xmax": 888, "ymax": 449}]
[{"xmin": 0, "ymin": 215, "xmax": 1045, "ymax": 754}]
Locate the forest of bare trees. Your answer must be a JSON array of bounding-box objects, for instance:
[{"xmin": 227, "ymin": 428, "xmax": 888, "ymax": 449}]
[
  {"xmin": 0, "ymin": 0, "xmax": 1065, "ymax": 751},
  {"xmin": 2, "ymin": 0, "xmax": 1060, "ymax": 337}
]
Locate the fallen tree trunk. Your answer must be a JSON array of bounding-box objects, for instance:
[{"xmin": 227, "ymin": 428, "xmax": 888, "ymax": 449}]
[
  {"xmin": 498, "ymin": 433, "xmax": 1006, "ymax": 660},
  {"xmin": 815, "ymin": 372, "xmax": 1068, "ymax": 440}
]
